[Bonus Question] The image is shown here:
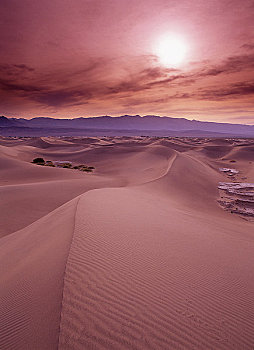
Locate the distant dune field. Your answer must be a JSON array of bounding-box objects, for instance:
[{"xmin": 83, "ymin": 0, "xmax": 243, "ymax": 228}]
[{"xmin": 0, "ymin": 136, "xmax": 254, "ymax": 350}]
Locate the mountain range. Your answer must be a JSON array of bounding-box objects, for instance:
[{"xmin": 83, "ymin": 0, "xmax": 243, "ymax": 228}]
[{"xmin": 1, "ymin": 115, "xmax": 254, "ymax": 137}]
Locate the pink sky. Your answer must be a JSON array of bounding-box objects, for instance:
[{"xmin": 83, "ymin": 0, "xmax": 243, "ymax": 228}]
[{"xmin": 0, "ymin": 0, "xmax": 254, "ymax": 123}]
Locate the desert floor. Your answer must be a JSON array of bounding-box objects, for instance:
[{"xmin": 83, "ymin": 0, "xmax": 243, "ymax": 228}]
[{"xmin": 0, "ymin": 136, "xmax": 254, "ymax": 350}]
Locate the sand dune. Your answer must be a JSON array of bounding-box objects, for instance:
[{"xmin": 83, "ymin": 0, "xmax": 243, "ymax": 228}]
[
  {"xmin": 0, "ymin": 136, "xmax": 254, "ymax": 349},
  {"xmin": 59, "ymin": 187, "xmax": 254, "ymax": 349},
  {"xmin": 0, "ymin": 198, "xmax": 79, "ymax": 350}
]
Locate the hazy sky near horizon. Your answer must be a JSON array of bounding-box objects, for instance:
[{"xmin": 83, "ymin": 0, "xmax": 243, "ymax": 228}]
[{"xmin": 0, "ymin": 0, "xmax": 254, "ymax": 123}]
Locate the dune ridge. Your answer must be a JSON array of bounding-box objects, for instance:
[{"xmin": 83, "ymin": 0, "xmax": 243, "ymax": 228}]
[{"xmin": 0, "ymin": 136, "xmax": 254, "ymax": 349}]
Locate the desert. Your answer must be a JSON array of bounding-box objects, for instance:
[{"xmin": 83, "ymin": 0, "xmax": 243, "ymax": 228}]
[
  {"xmin": 1, "ymin": 0, "xmax": 254, "ymax": 347},
  {"xmin": 0, "ymin": 135, "xmax": 254, "ymax": 349}
]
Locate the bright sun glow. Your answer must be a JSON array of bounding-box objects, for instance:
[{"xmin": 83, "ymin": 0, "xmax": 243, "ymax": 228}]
[{"xmin": 155, "ymin": 35, "xmax": 188, "ymax": 67}]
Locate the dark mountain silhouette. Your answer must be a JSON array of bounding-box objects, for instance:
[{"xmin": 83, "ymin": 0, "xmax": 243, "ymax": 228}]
[
  {"xmin": 0, "ymin": 116, "xmax": 25, "ymax": 127},
  {"xmin": 0, "ymin": 115, "xmax": 254, "ymax": 137}
]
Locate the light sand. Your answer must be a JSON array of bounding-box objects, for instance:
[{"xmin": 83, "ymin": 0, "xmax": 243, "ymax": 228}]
[{"xmin": 0, "ymin": 136, "xmax": 254, "ymax": 349}]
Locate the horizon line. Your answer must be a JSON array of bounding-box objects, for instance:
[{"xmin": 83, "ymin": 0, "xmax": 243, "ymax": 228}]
[{"xmin": 2, "ymin": 114, "xmax": 254, "ymax": 126}]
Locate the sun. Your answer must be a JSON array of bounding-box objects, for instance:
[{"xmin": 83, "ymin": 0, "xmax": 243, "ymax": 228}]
[{"xmin": 155, "ymin": 35, "xmax": 187, "ymax": 67}]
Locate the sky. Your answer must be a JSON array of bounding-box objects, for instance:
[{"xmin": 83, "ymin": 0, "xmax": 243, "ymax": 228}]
[{"xmin": 0, "ymin": 0, "xmax": 254, "ymax": 123}]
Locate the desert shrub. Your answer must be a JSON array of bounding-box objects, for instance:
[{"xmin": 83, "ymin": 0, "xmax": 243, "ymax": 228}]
[
  {"xmin": 32, "ymin": 157, "xmax": 45, "ymax": 165},
  {"xmin": 72, "ymin": 164, "xmax": 95, "ymax": 172},
  {"xmin": 45, "ymin": 160, "xmax": 55, "ymax": 167},
  {"xmin": 80, "ymin": 168, "xmax": 93, "ymax": 172}
]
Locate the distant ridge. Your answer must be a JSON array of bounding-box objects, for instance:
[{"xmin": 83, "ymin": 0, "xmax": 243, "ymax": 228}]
[{"xmin": 0, "ymin": 115, "xmax": 254, "ymax": 137}]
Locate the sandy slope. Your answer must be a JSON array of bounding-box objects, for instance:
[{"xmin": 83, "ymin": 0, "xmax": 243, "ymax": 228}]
[
  {"xmin": 0, "ymin": 198, "xmax": 79, "ymax": 350},
  {"xmin": 0, "ymin": 136, "xmax": 254, "ymax": 349},
  {"xmin": 58, "ymin": 188, "xmax": 254, "ymax": 350}
]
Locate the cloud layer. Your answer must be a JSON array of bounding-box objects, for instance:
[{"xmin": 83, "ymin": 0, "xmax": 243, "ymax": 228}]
[{"xmin": 0, "ymin": 0, "xmax": 254, "ymax": 122}]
